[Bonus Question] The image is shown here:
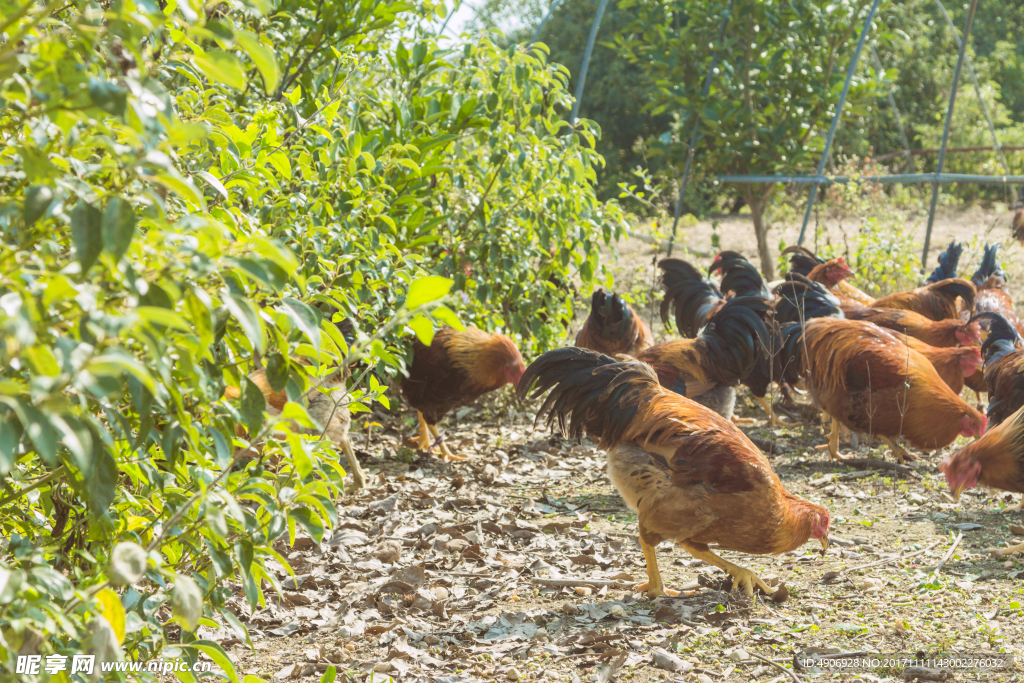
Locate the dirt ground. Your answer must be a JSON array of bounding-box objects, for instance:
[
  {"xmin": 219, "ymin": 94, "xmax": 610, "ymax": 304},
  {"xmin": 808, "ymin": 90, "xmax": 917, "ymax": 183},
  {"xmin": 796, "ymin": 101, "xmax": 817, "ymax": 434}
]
[{"xmin": 207, "ymin": 206, "xmax": 1024, "ymax": 683}]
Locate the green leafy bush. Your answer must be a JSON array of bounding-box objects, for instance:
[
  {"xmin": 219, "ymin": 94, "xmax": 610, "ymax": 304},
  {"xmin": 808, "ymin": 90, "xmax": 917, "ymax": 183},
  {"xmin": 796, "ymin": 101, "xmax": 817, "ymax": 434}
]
[{"xmin": 0, "ymin": 0, "xmax": 620, "ymax": 673}]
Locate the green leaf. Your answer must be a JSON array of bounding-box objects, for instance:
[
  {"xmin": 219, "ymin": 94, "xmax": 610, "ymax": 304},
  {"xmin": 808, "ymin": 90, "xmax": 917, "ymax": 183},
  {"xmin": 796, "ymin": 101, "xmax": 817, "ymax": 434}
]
[
  {"xmin": 405, "ymin": 275, "xmax": 453, "ymax": 310},
  {"xmin": 136, "ymin": 306, "xmax": 191, "ymax": 332},
  {"xmin": 288, "ymin": 508, "xmax": 324, "ymax": 543},
  {"xmin": 194, "ymin": 50, "xmax": 247, "ymax": 91},
  {"xmin": 431, "ymin": 304, "xmax": 465, "ymax": 331},
  {"xmin": 190, "ymin": 640, "xmax": 239, "ymax": 683},
  {"xmin": 408, "ymin": 315, "xmax": 434, "ymax": 346},
  {"xmin": 87, "ymin": 350, "xmax": 157, "ymax": 395},
  {"xmin": 102, "ymin": 196, "xmax": 137, "ymax": 261},
  {"xmin": 87, "ymin": 446, "xmax": 118, "ymax": 514},
  {"xmin": 236, "ymin": 31, "xmax": 280, "ymax": 93},
  {"xmin": 109, "ymin": 542, "xmax": 147, "ymax": 586},
  {"xmin": 88, "ymin": 78, "xmax": 128, "ymax": 117},
  {"xmin": 197, "ymin": 170, "xmax": 230, "ymax": 201},
  {"xmin": 321, "ymin": 666, "xmax": 337, "ymax": 683},
  {"xmin": 267, "ymin": 151, "xmax": 291, "ymax": 180},
  {"xmin": 239, "ymin": 377, "xmax": 266, "ymax": 437},
  {"xmin": 224, "ymin": 293, "xmax": 265, "ymax": 354},
  {"xmin": 219, "ymin": 607, "xmax": 254, "ymax": 649},
  {"xmin": 22, "ymin": 185, "xmax": 53, "ymax": 226},
  {"xmin": 172, "ymin": 574, "xmax": 204, "ymax": 632},
  {"xmin": 265, "ymin": 353, "xmax": 288, "ymax": 391},
  {"xmin": 96, "ymin": 588, "xmax": 126, "ymax": 644},
  {"xmin": 71, "ymin": 200, "xmax": 103, "ymax": 271},
  {"xmin": 282, "ymin": 298, "xmax": 321, "ymax": 352},
  {"xmin": 0, "ymin": 414, "xmax": 22, "ymax": 477}
]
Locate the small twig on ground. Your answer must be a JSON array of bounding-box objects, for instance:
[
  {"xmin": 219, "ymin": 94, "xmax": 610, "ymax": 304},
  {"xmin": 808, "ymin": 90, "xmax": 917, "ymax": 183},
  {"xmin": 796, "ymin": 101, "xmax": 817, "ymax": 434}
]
[
  {"xmin": 835, "ymin": 458, "xmax": 922, "ymax": 479},
  {"xmin": 932, "ymin": 532, "xmax": 963, "ymax": 575},
  {"xmin": 842, "ymin": 540, "xmax": 941, "ymax": 574},
  {"xmin": 747, "ymin": 651, "xmax": 802, "ymax": 683},
  {"xmin": 531, "ymin": 578, "xmax": 635, "ymax": 589}
]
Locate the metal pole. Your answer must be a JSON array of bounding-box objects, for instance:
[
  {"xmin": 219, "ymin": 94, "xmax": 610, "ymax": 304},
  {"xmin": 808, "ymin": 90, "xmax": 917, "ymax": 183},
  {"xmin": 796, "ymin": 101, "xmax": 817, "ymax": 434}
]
[
  {"xmin": 666, "ymin": 0, "xmax": 735, "ymax": 257},
  {"xmin": 529, "ymin": 0, "xmax": 567, "ymax": 45},
  {"xmin": 569, "ymin": 0, "xmax": 611, "ymax": 125},
  {"xmin": 870, "ymin": 45, "xmax": 914, "ymax": 172},
  {"xmin": 797, "ymin": 0, "xmax": 883, "ymax": 246},
  {"xmin": 922, "ymin": 0, "xmax": 979, "ymax": 271},
  {"xmin": 932, "ymin": 0, "xmax": 1013, "ymax": 180}
]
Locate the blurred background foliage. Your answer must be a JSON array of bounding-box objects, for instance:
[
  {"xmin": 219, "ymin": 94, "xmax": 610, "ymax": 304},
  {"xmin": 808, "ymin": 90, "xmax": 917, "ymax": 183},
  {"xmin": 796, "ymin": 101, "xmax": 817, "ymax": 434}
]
[{"xmin": 0, "ymin": 0, "xmax": 621, "ymax": 672}]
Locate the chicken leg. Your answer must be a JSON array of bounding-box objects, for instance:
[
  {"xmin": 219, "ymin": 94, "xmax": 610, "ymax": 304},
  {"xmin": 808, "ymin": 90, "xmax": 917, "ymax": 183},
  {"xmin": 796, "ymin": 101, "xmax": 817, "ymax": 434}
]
[
  {"xmin": 754, "ymin": 395, "xmax": 796, "ymax": 427},
  {"xmin": 814, "ymin": 416, "xmax": 850, "ymax": 461},
  {"xmin": 678, "ymin": 540, "xmax": 773, "ymax": 597},
  {"xmin": 415, "ymin": 411, "xmax": 432, "ymax": 451},
  {"xmin": 339, "ymin": 437, "xmax": 366, "ymax": 492},
  {"xmin": 879, "ymin": 435, "xmax": 916, "ymax": 463},
  {"xmin": 633, "ymin": 539, "xmax": 680, "ymax": 598},
  {"xmin": 427, "ymin": 423, "xmax": 470, "ymax": 462}
]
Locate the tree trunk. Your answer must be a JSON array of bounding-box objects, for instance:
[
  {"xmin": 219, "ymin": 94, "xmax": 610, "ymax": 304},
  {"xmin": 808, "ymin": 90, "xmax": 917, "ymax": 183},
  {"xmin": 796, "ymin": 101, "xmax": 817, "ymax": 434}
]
[{"xmin": 743, "ymin": 188, "xmax": 774, "ymax": 280}]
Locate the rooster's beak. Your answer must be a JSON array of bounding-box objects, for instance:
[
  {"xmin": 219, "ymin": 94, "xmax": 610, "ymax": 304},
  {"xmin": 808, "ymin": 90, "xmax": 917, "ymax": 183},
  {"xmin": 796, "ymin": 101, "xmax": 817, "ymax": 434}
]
[
  {"xmin": 951, "ymin": 483, "xmax": 965, "ymax": 503},
  {"xmin": 819, "ymin": 536, "xmax": 830, "ymax": 556}
]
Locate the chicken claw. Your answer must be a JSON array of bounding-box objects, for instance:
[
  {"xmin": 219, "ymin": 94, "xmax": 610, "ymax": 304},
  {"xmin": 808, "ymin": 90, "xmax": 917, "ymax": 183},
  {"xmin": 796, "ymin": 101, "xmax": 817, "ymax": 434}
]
[
  {"xmin": 986, "ymin": 542, "xmax": 1024, "ymax": 558},
  {"xmin": 678, "ymin": 541, "xmax": 773, "ymax": 597},
  {"xmin": 634, "ymin": 581, "xmax": 680, "ymax": 598},
  {"xmin": 731, "ymin": 415, "xmax": 755, "ymax": 425},
  {"xmin": 879, "ymin": 436, "xmax": 916, "ymax": 464},
  {"xmin": 636, "ymin": 538, "xmax": 682, "ymax": 598},
  {"xmin": 814, "ymin": 416, "xmax": 851, "ymax": 460},
  {"xmin": 427, "ymin": 423, "xmax": 471, "ymax": 462}
]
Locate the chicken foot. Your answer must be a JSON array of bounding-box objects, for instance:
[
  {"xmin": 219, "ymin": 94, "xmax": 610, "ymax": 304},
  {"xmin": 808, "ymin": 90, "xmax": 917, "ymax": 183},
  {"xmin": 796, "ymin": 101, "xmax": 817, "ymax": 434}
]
[
  {"xmin": 879, "ymin": 435, "xmax": 916, "ymax": 463},
  {"xmin": 814, "ymin": 416, "xmax": 851, "ymax": 461},
  {"xmin": 427, "ymin": 423, "xmax": 470, "ymax": 462},
  {"xmin": 986, "ymin": 542, "xmax": 1024, "ymax": 558},
  {"xmin": 678, "ymin": 540, "xmax": 773, "ymax": 597},
  {"xmin": 754, "ymin": 395, "xmax": 799, "ymax": 427},
  {"xmin": 633, "ymin": 539, "xmax": 680, "ymax": 598}
]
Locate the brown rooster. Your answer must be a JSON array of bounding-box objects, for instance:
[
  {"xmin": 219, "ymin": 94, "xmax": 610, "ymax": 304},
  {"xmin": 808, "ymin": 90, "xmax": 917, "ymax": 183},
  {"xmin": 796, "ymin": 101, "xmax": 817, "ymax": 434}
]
[
  {"xmin": 224, "ymin": 365, "xmax": 366, "ymax": 491},
  {"xmin": 401, "ymin": 326, "xmax": 525, "ymax": 461},
  {"xmin": 870, "ymin": 278, "xmax": 976, "ymax": 322},
  {"xmin": 575, "ymin": 289, "xmax": 653, "ymax": 356},
  {"xmin": 519, "ymin": 348, "xmax": 830, "ymax": 597},
  {"xmin": 774, "ymin": 286, "xmax": 986, "ymax": 462},
  {"xmin": 841, "ymin": 305, "xmax": 981, "ymax": 348},
  {"xmin": 782, "ymin": 246, "xmax": 871, "ymax": 305},
  {"xmin": 941, "ymin": 405, "xmax": 1024, "ymax": 539}
]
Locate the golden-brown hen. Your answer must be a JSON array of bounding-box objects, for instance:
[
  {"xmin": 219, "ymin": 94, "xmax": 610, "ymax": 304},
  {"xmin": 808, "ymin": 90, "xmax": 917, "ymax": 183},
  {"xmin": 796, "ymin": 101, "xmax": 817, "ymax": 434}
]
[
  {"xmin": 401, "ymin": 326, "xmax": 525, "ymax": 461},
  {"xmin": 870, "ymin": 278, "xmax": 976, "ymax": 321},
  {"xmin": 841, "ymin": 304, "xmax": 981, "ymax": 348},
  {"xmin": 225, "ymin": 365, "xmax": 366, "ymax": 490},
  {"xmin": 774, "ymin": 286, "xmax": 987, "ymax": 463},
  {"xmin": 941, "ymin": 405, "xmax": 1024, "ymax": 537},
  {"xmin": 575, "ymin": 289, "xmax": 653, "ymax": 356},
  {"xmin": 519, "ymin": 348, "xmax": 830, "ymax": 597}
]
